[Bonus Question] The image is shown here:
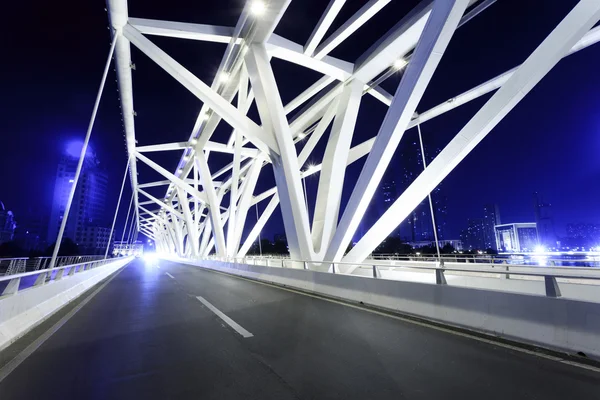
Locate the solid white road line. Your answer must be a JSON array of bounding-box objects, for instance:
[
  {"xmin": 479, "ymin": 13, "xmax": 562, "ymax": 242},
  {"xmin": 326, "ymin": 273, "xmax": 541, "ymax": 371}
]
[
  {"xmin": 0, "ymin": 265, "xmax": 127, "ymax": 383},
  {"xmin": 196, "ymin": 296, "xmax": 254, "ymax": 338},
  {"xmin": 165, "ymin": 272, "xmax": 175, "ymax": 279}
]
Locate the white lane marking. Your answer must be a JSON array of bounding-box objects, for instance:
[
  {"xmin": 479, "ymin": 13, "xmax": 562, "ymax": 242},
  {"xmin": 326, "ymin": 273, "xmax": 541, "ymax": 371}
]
[
  {"xmin": 192, "ymin": 266, "xmax": 600, "ymax": 374},
  {"xmin": 196, "ymin": 296, "xmax": 253, "ymax": 338},
  {"xmin": 156, "ymin": 265, "xmax": 161, "ymax": 269},
  {"xmin": 0, "ymin": 265, "xmax": 127, "ymax": 383},
  {"xmin": 165, "ymin": 272, "xmax": 175, "ymax": 279}
]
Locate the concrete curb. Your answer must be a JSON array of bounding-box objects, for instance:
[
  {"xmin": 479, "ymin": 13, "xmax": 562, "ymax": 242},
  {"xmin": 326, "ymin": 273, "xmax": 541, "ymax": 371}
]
[
  {"xmin": 175, "ymin": 258, "xmax": 600, "ymax": 361},
  {"xmin": 0, "ymin": 257, "xmax": 133, "ymax": 351}
]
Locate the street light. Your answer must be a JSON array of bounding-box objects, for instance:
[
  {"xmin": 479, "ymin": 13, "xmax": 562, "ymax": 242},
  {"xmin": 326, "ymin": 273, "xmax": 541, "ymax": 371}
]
[
  {"xmin": 250, "ymin": 1, "xmax": 266, "ymax": 16},
  {"xmin": 393, "ymin": 58, "xmax": 407, "ymax": 70}
]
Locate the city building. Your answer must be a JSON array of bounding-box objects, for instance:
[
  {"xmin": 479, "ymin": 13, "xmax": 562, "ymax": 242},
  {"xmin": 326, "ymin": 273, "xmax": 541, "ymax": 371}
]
[
  {"xmin": 380, "ymin": 138, "xmax": 447, "ymax": 242},
  {"xmin": 566, "ymin": 223, "xmax": 600, "ymax": 243},
  {"xmin": 495, "ymin": 222, "xmax": 539, "ymax": 252},
  {"xmin": 47, "ymin": 142, "xmax": 110, "ymax": 254},
  {"xmin": 482, "ymin": 203, "xmax": 501, "ymax": 250},
  {"xmin": 460, "ymin": 218, "xmax": 486, "ymax": 250},
  {"xmin": 407, "ymin": 239, "xmax": 463, "ymax": 251},
  {"xmin": 79, "ymin": 226, "xmax": 113, "ymax": 255},
  {"xmin": 561, "ymin": 223, "xmax": 600, "ymax": 249},
  {"xmin": 0, "ymin": 201, "xmax": 17, "ymax": 244},
  {"xmin": 533, "ymin": 192, "xmax": 555, "ymax": 247}
]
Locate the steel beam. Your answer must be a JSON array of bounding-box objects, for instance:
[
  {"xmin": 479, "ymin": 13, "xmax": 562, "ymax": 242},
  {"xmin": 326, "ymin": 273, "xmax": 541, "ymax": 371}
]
[
  {"xmin": 326, "ymin": 0, "xmax": 470, "ymax": 263},
  {"xmin": 345, "ymin": 0, "xmax": 600, "ymax": 263}
]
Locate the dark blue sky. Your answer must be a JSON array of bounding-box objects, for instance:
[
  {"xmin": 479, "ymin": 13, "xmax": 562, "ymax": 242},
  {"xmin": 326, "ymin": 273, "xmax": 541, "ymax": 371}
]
[{"xmin": 1, "ymin": 0, "xmax": 599, "ymax": 243}]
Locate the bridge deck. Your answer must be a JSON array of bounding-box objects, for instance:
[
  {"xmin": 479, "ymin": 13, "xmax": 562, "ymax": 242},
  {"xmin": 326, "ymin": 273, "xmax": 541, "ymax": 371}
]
[{"xmin": 0, "ymin": 260, "xmax": 598, "ymax": 399}]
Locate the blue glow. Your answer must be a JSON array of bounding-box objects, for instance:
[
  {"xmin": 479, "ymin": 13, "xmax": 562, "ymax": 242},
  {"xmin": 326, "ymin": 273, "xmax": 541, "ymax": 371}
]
[
  {"xmin": 66, "ymin": 141, "xmax": 83, "ymax": 158},
  {"xmin": 66, "ymin": 140, "xmax": 94, "ymax": 158}
]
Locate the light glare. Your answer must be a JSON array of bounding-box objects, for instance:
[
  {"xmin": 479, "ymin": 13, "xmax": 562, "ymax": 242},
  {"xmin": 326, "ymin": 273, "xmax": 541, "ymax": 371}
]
[
  {"xmin": 250, "ymin": 1, "xmax": 266, "ymax": 15},
  {"xmin": 393, "ymin": 59, "xmax": 407, "ymax": 70}
]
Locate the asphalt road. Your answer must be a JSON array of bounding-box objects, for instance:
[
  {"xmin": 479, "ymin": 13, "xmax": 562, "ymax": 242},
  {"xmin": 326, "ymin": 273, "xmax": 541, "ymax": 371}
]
[{"xmin": 0, "ymin": 259, "xmax": 598, "ymax": 399}]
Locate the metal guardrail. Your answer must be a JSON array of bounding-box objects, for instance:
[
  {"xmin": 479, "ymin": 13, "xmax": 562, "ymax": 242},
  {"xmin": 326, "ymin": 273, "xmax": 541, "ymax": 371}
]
[
  {"xmin": 203, "ymin": 256, "xmax": 600, "ymax": 299},
  {"xmin": 367, "ymin": 253, "xmax": 600, "ymax": 267},
  {"xmin": 0, "ymin": 256, "xmax": 105, "ymax": 276},
  {"xmin": 0, "ymin": 256, "xmax": 128, "ymax": 297}
]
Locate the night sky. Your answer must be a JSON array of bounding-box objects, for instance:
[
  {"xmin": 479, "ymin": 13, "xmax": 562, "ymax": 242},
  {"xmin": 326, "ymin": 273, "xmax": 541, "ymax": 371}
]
[{"xmin": 1, "ymin": 0, "xmax": 599, "ymax": 243}]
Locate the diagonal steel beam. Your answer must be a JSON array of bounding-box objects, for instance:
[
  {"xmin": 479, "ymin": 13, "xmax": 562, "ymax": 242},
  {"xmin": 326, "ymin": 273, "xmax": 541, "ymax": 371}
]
[
  {"xmin": 123, "ymin": 24, "xmax": 279, "ymax": 155},
  {"xmin": 325, "ymin": 0, "xmax": 470, "ymax": 263},
  {"xmin": 345, "ymin": 0, "xmax": 600, "ymax": 264}
]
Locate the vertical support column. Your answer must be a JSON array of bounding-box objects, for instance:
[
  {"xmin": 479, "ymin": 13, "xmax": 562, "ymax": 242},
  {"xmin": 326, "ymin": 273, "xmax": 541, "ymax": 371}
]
[
  {"xmin": 231, "ymin": 158, "xmax": 261, "ymax": 250},
  {"xmin": 245, "ymin": 43, "xmax": 312, "ymax": 260},
  {"xmin": 177, "ymin": 188, "xmax": 199, "ymax": 258},
  {"xmin": 196, "ymin": 152, "xmax": 226, "ymax": 256},
  {"xmin": 227, "ymin": 130, "xmax": 242, "ymax": 256},
  {"xmin": 311, "ymin": 80, "xmax": 363, "ymax": 256}
]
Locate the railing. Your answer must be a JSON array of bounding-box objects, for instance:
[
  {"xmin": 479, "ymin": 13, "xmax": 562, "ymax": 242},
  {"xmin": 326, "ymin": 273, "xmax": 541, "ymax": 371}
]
[
  {"xmin": 367, "ymin": 253, "xmax": 600, "ymax": 267},
  {"xmin": 0, "ymin": 255, "xmax": 105, "ymax": 276},
  {"xmin": 0, "ymin": 256, "xmax": 128, "ymax": 297},
  {"xmin": 201, "ymin": 255, "xmax": 600, "ymax": 299}
]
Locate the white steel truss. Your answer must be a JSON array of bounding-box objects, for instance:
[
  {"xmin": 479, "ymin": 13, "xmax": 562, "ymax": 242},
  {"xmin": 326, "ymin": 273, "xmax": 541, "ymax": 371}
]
[{"xmin": 100, "ymin": 0, "xmax": 600, "ymax": 267}]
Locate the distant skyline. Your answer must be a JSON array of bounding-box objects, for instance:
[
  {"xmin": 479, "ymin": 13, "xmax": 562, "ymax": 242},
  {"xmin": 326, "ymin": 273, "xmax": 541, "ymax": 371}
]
[{"xmin": 1, "ymin": 0, "xmax": 599, "ymax": 244}]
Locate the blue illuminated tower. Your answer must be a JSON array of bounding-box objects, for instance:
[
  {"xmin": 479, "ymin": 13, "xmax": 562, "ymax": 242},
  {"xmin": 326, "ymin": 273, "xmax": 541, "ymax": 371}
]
[{"xmin": 47, "ymin": 142, "xmax": 109, "ymax": 253}]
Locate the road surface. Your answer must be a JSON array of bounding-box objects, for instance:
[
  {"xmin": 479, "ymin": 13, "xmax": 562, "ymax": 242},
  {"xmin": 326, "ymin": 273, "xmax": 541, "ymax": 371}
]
[{"xmin": 0, "ymin": 259, "xmax": 598, "ymax": 399}]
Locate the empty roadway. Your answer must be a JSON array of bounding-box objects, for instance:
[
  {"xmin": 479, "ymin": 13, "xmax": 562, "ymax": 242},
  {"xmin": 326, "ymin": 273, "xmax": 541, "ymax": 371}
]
[{"xmin": 0, "ymin": 259, "xmax": 598, "ymax": 399}]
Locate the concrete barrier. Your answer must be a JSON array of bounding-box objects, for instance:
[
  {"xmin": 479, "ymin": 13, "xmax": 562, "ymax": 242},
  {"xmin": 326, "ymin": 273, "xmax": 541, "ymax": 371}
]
[
  {"xmin": 177, "ymin": 258, "xmax": 600, "ymax": 361},
  {"xmin": 0, "ymin": 257, "xmax": 132, "ymax": 351}
]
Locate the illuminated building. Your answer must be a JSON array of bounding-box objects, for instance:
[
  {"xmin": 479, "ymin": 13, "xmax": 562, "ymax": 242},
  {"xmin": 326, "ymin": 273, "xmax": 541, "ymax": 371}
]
[
  {"xmin": 47, "ymin": 142, "xmax": 110, "ymax": 254},
  {"xmin": 495, "ymin": 223, "xmax": 538, "ymax": 252}
]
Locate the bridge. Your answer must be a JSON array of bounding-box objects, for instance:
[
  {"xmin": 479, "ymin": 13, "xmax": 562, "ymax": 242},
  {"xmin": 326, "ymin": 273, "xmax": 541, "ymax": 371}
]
[{"xmin": 1, "ymin": 0, "xmax": 600, "ymax": 398}]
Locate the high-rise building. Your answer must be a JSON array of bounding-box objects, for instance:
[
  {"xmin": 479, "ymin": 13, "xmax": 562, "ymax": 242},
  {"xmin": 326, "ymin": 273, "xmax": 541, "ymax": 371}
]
[
  {"xmin": 0, "ymin": 201, "xmax": 17, "ymax": 244},
  {"xmin": 482, "ymin": 204, "xmax": 501, "ymax": 250},
  {"xmin": 533, "ymin": 192, "xmax": 554, "ymax": 247},
  {"xmin": 47, "ymin": 142, "xmax": 110, "ymax": 254},
  {"xmin": 379, "ymin": 180, "xmax": 401, "ymax": 237},
  {"xmin": 460, "ymin": 218, "xmax": 486, "ymax": 250},
  {"xmin": 565, "ymin": 223, "xmax": 600, "ymax": 247},
  {"xmin": 380, "ymin": 139, "xmax": 447, "ymax": 242}
]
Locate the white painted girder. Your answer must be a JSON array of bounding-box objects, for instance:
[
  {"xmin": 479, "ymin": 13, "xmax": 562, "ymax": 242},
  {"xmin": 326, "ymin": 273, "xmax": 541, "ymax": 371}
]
[
  {"xmin": 325, "ymin": 0, "xmax": 470, "ymax": 263},
  {"xmin": 344, "ymin": 0, "xmax": 600, "ymax": 264},
  {"xmin": 123, "ymin": 24, "xmax": 278, "ymax": 155},
  {"xmin": 314, "ymin": 0, "xmax": 391, "ymax": 60},
  {"xmin": 137, "ymin": 188, "xmax": 184, "ymax": 219},
  {"xmin": 304, "ymin": 0, "xmax": 347, "ymax": 56},
  {"xmin": 177, "ymin": 187, "xmax": 199, "ymax": 257},
  {"xmin": 106, "ymin": 0, "xmax": 141, "ymax": 232},
  {"xmin": 245, "ymin": 43, "xmax": 313, "ymax": 259},
  {"xmin": 135, "ymin": 152, "xmax": 208, "ymax": 203},
  {"xmin": 311, "ymin": 80, "xmax": 363, "ymax": 255},
  {"xmin": 195, "ymin": 152, "xmax": 227, "ymax": 256},
  {"xmin": 129, "ymin": 18, "xmax": 236, "ymax": 43},
  {"xmin": 232, "ymin": 157, "xmax": 264, "ymax": 254},
  {"xmin": 104, "ymin": 0, "xmax": 600, "ymax": 263}
]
